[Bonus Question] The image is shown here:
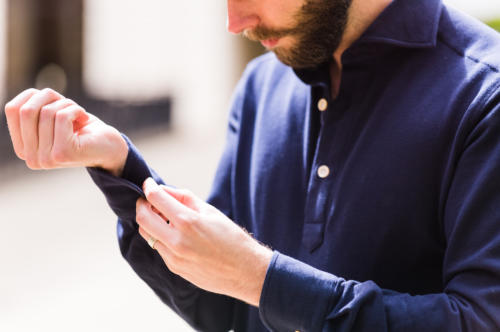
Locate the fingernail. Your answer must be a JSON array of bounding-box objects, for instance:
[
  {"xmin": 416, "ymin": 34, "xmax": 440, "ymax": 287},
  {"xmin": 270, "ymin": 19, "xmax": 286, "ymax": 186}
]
[{"xmin": 143, "ymin": 177, "xmax": 157, "ymax": 190}]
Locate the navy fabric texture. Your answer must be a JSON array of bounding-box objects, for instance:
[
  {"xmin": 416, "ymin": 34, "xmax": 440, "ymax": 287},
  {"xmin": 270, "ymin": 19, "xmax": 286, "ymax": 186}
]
[{"xmin": 87, "ymin": 0, "xmax": 500, "ymax": 330}]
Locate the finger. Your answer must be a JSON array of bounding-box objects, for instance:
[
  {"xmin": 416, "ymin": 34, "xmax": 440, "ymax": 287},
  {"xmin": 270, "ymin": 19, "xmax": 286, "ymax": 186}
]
[
  {"xmin": 19, "ymin": 88, "xmax": 63, "ymax": 168},
  {"xmin": 160, "ymin": 185, "xmax": 202, "ymax": 212},
  {"xmin": 136, "ymin": 197, "xmax": 176, "ymax": 248},
  {"xmin": 38, "ymin": 98, "xmax": 75, "ymax": 169},
  {"xmin": 154, "ymin": 240, "xmax": 188, "ymax": 276},
  {"xmin": 151, "ymin": 205, "xmax": 170, "ymax": 224},
  {"xmin": 52, "ymin": 104, "xmax": 89, "ymax": 165},
  {"xmin": 138, "ymin": 226, "xmax": 186, "ymax": 276},
  {"xmin": 143, "ymin": 178, "xmax": 198, "ymax": 223},
  {"xmin": 138, "ymin": 226, "xmax": 161, "ymax": 250},
  {"xmin": 4, "ymin": 88, "xmax": 39, "ymax": 159}
]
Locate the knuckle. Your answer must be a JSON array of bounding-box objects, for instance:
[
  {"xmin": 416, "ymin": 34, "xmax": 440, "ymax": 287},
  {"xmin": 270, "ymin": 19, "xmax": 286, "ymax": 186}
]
[
  {"xmin": 69, "ymin": 104, "xmax": 83, "ymax": 112},
  {"xmin": 26, "ymin": 88, "xmax": 38, "ymax": 94},
  {"xmin": 136, "ymin": 198, "xmax": 143, "ymax": 210},
  {"xmin": 176, "ymin": 213, "xmax": 199, "ymax": 231},
  {"xmin": 40, "ymin": 103, "xmax": 53, "ymax": 114},
  {"xmin": 55, "ymin": 110, "xmax": 69, "ymax": 122},
  {"xmin": 146, "ymin": 187, "xmax": 162, "ymax": 202},
  {"xmin": 186, "ymin": 212, "xmax": 200, "ymax": 225},
  {"xmin": 19, "ymin": 105, "xmax": 36, "ymax": 120},
  {"xmin": 4, "ymin": 101, "xmax": 15, "ymax": 115},
  {"xmin": 39, "ymin": 105, "xmax": 49, "ymax": 115},
  {"xmin": 39, "ymin": 105, "xmax": 55, "ymax": 121},
  {"xmin": 170, "ymin": 237, "xmax": 186, "ymax": 253},
  {"xmin": 135, "ymin": 206, "xmax": 149, "ymax": 224},
  {"xmin": 135, "ymin": 211, "xmax": 145, "ymax": 224},
  {"xmin": 41, "ymin": 87, "xmax": 58, "ymax": 97}
]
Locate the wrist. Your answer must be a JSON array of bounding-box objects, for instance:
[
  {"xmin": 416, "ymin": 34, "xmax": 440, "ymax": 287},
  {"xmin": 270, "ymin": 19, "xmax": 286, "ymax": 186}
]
[
  {"xmin": 234, "ymin": 237, "xmax": 273, "ymax": 307},
  {"xmin": 96, "ymin": 130, "xmax": 129, "ymax": 177}
]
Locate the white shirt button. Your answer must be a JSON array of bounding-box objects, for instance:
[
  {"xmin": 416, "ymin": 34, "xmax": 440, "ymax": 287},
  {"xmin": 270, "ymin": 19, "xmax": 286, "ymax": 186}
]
[
  {"xmin": 317, "ymin": 165, "xmax": 330, "ymax": 178},
  {"xmin": 317, "ymin": 98, "xmax": 328, "ymax": 112}
]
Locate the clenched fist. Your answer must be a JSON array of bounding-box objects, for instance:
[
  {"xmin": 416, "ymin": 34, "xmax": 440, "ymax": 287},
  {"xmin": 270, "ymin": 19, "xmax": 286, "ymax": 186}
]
[{"xmin": 4, "ymin": 88, "xmax": 128, "ymax": 176}]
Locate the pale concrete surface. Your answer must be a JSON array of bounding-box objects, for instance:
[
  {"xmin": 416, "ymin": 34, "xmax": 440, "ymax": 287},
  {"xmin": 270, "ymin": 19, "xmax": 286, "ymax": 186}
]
[{"xmin": 0, "ymin": 126, "xmax": 227, "ymax": 332}]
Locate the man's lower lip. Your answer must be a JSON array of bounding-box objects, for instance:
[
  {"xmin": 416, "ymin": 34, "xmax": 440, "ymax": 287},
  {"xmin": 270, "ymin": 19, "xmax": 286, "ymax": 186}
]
[{"xmin": 260, "ymin": 38, "xmax": 280, "ymax": 48}]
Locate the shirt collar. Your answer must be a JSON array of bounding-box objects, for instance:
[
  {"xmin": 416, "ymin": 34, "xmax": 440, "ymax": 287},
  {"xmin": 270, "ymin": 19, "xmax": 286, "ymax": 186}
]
[
  {"xmin": 356, "ymin": 0, "xmax": 443, "ymax": 49},
  {"xmin": 293, "ymin": 0, "xmax": 443, "ymax": 85}
]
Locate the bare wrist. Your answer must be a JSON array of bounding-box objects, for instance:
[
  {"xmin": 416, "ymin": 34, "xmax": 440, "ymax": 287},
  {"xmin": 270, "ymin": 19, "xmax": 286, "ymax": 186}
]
[
  {"xmin": 98, "ymin": 131, "xmax": 128, "ymax": 177},
  {"xmin": 236, "ymin": 238, "xmax": 273, "ymax": 307}
]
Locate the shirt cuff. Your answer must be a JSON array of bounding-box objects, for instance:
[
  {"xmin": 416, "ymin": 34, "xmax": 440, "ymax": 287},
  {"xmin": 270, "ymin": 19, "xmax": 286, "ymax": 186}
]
[
  {"xmin": 86, "ymin": 134, "xmax": 156, "ymax": 221},
  {"xmin": 259, "ymin": 251, "xmax": 340, "ymax": 331},
  {"xmin": 120, "ymin": 134, "xmax": 156, "ymax": 189},
  {"xmin": 87, "ymin": 134, "xmax": 154, "ymax": 191}
]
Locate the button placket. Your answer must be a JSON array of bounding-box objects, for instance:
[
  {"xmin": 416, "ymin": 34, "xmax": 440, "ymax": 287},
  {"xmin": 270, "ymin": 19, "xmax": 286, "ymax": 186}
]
[
  {"xmin": 303, "ymin": 77, "xmax": 354, "ymax": 253},
  {"xmin": 302, "ymin": 90, "xmax": 335, "ymax": 252}
]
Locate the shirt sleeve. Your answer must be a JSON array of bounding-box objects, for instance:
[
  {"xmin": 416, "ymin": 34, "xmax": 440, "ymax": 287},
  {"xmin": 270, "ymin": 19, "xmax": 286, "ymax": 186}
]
[
  {"xmin": 258, "ymin": 89, "xmax": 500, "ymax": 331},
  {"xmin": 85, "ymin": 60, "xmax": 252, "ymax": 331},
  {"xmin": 86, "ymin": 134, "xmax": 236, "ymax": 332}
]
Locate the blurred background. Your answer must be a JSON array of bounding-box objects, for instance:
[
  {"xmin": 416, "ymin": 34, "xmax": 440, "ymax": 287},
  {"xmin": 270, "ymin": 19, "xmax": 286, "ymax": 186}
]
[{"xmin": 0, "ymin": 1, "xmax": 498, "ymax": 331}]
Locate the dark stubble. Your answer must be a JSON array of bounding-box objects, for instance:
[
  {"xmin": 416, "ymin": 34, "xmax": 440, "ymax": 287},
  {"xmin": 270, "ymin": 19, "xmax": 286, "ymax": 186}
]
[{"xmin": 243, "ymin": 0, "xmax": 352, "ymax": 69}]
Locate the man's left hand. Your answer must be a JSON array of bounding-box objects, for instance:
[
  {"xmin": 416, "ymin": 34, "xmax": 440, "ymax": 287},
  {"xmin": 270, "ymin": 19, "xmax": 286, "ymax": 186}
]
[{"xmin": 135, "ymin": 178, "xmax": 273, "ymax": 307}]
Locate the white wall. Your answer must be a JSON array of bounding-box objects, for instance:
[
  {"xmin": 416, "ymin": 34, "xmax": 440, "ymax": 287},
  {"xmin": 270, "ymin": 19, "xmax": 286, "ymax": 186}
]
[
  {"xmin": 83, "ymin": 0, "xmax": 240, "ymax": 137},
  {"xmin": 444, "ymin": 0, "xmax": 500, "ymax": 21}
]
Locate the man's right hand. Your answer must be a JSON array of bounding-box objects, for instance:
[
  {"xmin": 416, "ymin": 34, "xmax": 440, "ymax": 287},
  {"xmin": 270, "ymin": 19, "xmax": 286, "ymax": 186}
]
[{"xmin": 4, "ymin": 88, "xmax": 129, "ymax": 176}]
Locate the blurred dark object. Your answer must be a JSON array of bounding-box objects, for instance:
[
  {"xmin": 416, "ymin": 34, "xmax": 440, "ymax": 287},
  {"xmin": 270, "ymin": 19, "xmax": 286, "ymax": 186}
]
[
  {"xmin": 487, "ymin": 19, "xmax": 500, "ymax": 32},
  {"xmin": 6, "ymin": 0, "xmax": 83, "ymax": 98},
  {"xmin": 1, "ymin": 0, "xmax": 171, "ymax": 165}
]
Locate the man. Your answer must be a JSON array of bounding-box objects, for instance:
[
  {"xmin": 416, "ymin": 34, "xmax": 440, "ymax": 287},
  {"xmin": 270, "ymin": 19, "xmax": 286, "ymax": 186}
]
[{"xmin": 4, "ymin": 0, "xmax": 500, "ymax": 330}]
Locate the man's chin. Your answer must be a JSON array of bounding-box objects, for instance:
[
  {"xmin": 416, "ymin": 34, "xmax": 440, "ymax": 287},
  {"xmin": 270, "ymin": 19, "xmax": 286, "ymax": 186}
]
[
  {"xmin": 272, "ymin": 44, "xmax": 334, "ymax": 69},
  {"xmin": 273, "ymin": 50, "xmax": 314, "ymax": 69}
]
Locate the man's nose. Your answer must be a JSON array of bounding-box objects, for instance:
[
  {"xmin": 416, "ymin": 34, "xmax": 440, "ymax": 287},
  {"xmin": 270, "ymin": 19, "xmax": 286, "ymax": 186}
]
[{"xmin": 226, "ymin": 0, "xmax": 260, "ymax": 34}]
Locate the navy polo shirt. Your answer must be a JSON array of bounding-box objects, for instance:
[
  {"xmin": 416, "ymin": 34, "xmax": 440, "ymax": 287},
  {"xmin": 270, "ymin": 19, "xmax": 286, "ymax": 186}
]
[{"xmin": 88, "ymin": 0, "xmax": 500, "ymax": 330}]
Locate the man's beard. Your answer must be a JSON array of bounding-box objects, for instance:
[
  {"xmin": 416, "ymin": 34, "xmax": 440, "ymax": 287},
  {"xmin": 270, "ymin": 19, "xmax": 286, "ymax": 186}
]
[{"xmin": 243, "ymin": 0, "xmax": 352, "ymax": 69}]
